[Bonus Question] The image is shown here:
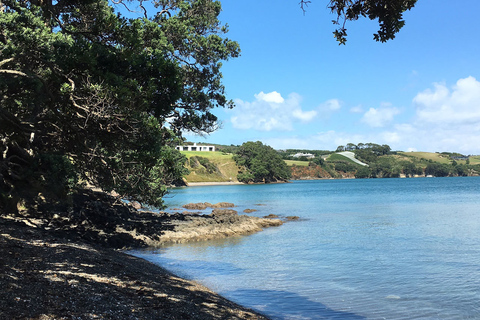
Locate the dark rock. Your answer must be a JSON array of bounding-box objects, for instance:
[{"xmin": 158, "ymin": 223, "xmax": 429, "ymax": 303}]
[
  {"xmin": 211, "ymin": 208, "xmax": 238, "ymax": 216},
  {"xmin": 263, "ymin": 214, "xmax": 279, "ymax": 219},
  {"xmin": 243, "ymin": 209, "xmax": 257, "ymax": 213},
  {"xmin": 286, "ymin": 216, "xmax": 300, "ymax": 221},
  {"xmin": 182, "ymin": 203, "xmax": 209, "ymax": 210},
  {"xmin": 210, "ymin": 202, "xmax": 235, "ymax": 208}
]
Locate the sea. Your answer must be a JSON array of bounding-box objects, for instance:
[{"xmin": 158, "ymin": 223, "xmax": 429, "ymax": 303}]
[{"xmin": 130, "ymin": 177, "xmax": 480, "ymax": 319}]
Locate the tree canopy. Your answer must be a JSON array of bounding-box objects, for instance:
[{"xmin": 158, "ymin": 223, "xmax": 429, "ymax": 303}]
[
  {"xmin": 0, "ymin": 0, "xmax": 239, "ymax": 211},
  {"xmin": 300, "ymin": 0, "xmax": 417, "ymax": 44},
  {"xmin": 233, "ymin": 141, "xmax": 291, "ymax": 183}
]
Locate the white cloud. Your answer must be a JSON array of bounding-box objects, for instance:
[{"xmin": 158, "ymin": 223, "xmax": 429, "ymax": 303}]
[
  {"xmin": 255, "ymin": 91, "xmax": 284, "ymax": 104},
  {"xmin": 230, "ymin": 91, "xmax": 317, "ymax": 131},
  {"xmin": 265, "ymin": 130, "xmax": 373, "ymax": 151},
  {"xmin": 225, "ymin": 77, "xmax": 480, "ymax": 155},
  {"xmin": 413, "ymin": 76, "xmax": 480, "ymax": 126},
  {"xmin": 361, "ymin": 104, "xmax": 400, "ymax": 128}
]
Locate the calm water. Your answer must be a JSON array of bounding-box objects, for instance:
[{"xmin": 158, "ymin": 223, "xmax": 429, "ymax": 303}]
[{"xmin": 131, "ymin": 177, "xmax": 480, "ymax": 319}]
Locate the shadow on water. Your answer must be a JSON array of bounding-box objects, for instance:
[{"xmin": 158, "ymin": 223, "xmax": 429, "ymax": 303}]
[{"xmin": 226, "ymin": 289, "xmax": 366, "ymax": 320}]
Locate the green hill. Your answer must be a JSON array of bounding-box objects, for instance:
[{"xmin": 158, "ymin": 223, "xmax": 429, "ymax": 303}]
[
  {"xmin": 181, "ymin": 151, "xmax": 240, "ymax": 183},
  {"xmin": 179, "ymin": 149, "xmax": 479, "ymax": 183},
  {"xmin": 398, "ymin": 151, "xmax": 455, "ymax": 164}
]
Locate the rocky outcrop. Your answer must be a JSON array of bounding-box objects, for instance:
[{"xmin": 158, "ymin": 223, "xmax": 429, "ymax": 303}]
[
  {"xmin": 156, "ymin": 214, "xmax": 283, "ymax": 245},
  {"xmin": 263, "ymin": 214, "xmax": 279, "ymax": 219},
  {"xmin": 9, "ymin": 190, "xmax": 285, "ymax": 249},
  {"xmin": 182, "ymin": 202, "xmax": 235, "ymax": 210},
  {"xmin": 211, "ymin": 208, "xmax": 237, "ymax": 216}
]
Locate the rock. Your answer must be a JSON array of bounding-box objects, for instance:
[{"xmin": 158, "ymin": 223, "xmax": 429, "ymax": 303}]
[
  {"xmin": 210, "ymin": 202, "xmax": 235, "ymax": 208},
  {"xmin": 211, "ymin": 209, "xmax": 238, "ymax": 216},
  {"xmin": 263, "ymin": 214, "xmax": 279, "ymax": 219},
  {"xmin": 182, "ymin": 203, "xmax": 209, "ymax": 210},
  {"xmin": 243, "ymin": 209, "xmax": 257, "ymax": 213},
  {"xmin": 181, "ymin": 211, "xmax": 202, "ymax": 215},
  {"xmin": 130, "ymin": 201, "xmax": 142, "ymax": 210},
  {"xmin": 286, "ymin": 216, "xmax": 300, "ymax": 221},
  {"xmin": 158, "ymin": 214, "xmax": 283, "ymax": 244}
]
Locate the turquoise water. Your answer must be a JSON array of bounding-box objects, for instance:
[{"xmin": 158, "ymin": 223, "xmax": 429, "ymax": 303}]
[{"xmin": 131, "ymin": 177, "xmax": 480, "ymax": 319}]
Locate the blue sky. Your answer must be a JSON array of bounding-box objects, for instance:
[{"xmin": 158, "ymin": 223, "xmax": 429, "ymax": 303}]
[{"xmin": 119, "ymin": 1, "xmax": 480, "ymax": 154}]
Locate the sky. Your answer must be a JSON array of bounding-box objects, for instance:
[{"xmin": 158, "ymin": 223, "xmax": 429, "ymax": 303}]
[{"xmin": 120, "ymin": 0, "xmax": 480, "ymax": 154}]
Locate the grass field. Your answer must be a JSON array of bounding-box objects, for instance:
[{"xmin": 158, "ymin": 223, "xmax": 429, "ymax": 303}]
[
  {"xmin": 469, "ymin": 155, "xmax": 480, "ymax": 165},
  {"xmin": 398, "ymin": 151, "xmax": 462, "ymax": 164},
  {"xmin": 180, "ymin": 151, "xmax": 239, "ymax": 182},
  {"xmin": 284, "ymin": 160, "xmax": 309, "ymax": 167},
  {"xmin": 326, "ymin": 153, "xmax": 359, "ymax": 164}
]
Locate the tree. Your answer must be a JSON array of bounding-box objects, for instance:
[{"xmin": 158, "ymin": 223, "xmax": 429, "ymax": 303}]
[
  {"xmin": 300, "ymin": 0, "xmax": 418, "ymax": 44},
  {"xmin": 0, "ymin": 0, "xmax": 239, "ymax": 211},
  {"xmin": 233, "ymin": 141, "xmax": 291, "ymax": 183},
  {"xmin": 425, "ymin": 163, "xmax": 451, "ymax": 177},
  {"xmin": 355, "ymin": 166, "xmax": 371, "ymax": 179}
]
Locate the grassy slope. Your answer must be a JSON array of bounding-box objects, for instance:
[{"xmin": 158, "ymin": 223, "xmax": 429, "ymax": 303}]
[
  {"xmin": 326, "ymin": 153, "xmax": 359, "ymax": 164},
  {"xmin": 468, "ymin": 155, "xmax": 480, "ymax": 165},
  {"xmin": 284, "ymin": 160, "xmax": 309, "ymax": 167},
  {"xmin": 397, "ymin": 151, "xmax": 477, "ymax": 165},
  {"xmin": 182, "ymin": 151, "xmax": 240, "ymax": 182}
]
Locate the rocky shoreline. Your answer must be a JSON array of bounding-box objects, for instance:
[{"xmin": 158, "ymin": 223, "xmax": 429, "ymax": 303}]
[{"xmin": 0, "ymin": 190, "xmax": 287, "ymax": 319}]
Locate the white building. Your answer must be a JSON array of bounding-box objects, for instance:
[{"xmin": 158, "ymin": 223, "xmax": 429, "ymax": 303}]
[
  {"xmin": 176, "ymin": 143, "xmax": 215, "ymax": 152},
  {"xmin": 292, "ymin": 152, "xmax": 315, "ymax": 159}
]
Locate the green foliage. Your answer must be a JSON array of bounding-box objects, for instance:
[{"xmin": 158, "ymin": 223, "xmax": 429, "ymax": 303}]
[
  {"xmin": 425, "ymin": 163, "xmax": 451, "ymax": 177},
  {"xmin": 355, "ymin": 166, "xmax": 371, "ymax": 179},
  {"xmin": 0, "ymin": 0, "xmax": 238, "ymax": 210},
  {"xmin": 302, "ymin": 0, "xmax": 417, "ymax": 44},
  {"xmin": 310, "ymin": 157, "xmax": 325, "ymax": 166},
  {"xmin": 189, "ymin": 156, "xmax": 219, "ymax": 174},
  {"xmin": 234, "ymin": 141, "xmax": 291, "ymax": 183},
  {"xmin": 369, "ymin": 157, "xmax": 401, "ymax": 178},
  {"xmin": 333, "ymin": 161, "xmax": 359, "ymax": 173}
]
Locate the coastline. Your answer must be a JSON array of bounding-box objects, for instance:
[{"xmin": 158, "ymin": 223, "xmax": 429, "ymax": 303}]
[
  {"xmin": 0, "ymin": 191, "xmax": 281, "ymax": 319},
  {"xmin": 0, "ymin": 217, "xmax": 270, "ymax": 319},
  {"xmin": 186, "ymin": 181, "xmax": 244, "ymax": 187}
]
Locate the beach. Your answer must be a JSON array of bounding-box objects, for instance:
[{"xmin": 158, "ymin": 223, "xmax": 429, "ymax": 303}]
[{"xmin": 0, "ymin": 190, "xmax": 279, "ymax": 320}]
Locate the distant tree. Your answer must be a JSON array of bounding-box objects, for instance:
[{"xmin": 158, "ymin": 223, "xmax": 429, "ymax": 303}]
[
  {"xmin": 300, "ymin": 0, "xmax": 418, "ymax": 44},
  {"xmin": 333, "ymin": 161, "xmax": 359, "ymax": 173},
  {"xmin": 454, "ymin": 164, "xmax": 468, "ymax": 177},
  {"xmin": 233, "ymin": 142, "xmax": 291, "ymax": 183},
  {"xmin": 425, "ymin": 163, "xmax": 450, "ymax": 177},
  {"xmin": 355, "ymin": 166, "xmax": 371, "ymax": 179},
  {"xmin": 310, "ymin": 157, "xmax": 325, "ymax": 166},
  {"xmin": 354, "ymin": 149, "xmax": 378, "ymax": 163},
  {"xmin": 345, "ymin": 143, "xmax": 357, "ymax": 151},
  {"xmin": 399, "ymin": 161, "xmax": 420, "ymax": 177}
]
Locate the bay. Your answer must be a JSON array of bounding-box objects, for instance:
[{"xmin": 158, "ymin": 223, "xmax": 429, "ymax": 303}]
[{"xmin": 130, "ymin": 177, "xmax": 480, "ymax": 319}]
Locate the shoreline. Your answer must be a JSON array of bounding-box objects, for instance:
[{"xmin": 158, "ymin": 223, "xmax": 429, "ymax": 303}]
[
  {"xmin": 186, "ymin": 181, "xmax": 244, "ymax": 187},
  {"xmin": 0, "ymin": 191, "xmax": 281, "ymax": 319},
  {"xmin": 0, "ymin": 217, "xmax": 270, "ymax": 319}
]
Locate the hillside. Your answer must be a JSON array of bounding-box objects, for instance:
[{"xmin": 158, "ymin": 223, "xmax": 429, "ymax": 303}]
[
  {"xmin": 182, "ymin": 151, "xmax": 240, "ymax": 183},
  {"xmin": 179, "ymin": 149, "xmax": 480, "ymax": 183},
  {"xmin": 398, "ymin": 151, "xmax": 457, "ymax": 164}
]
